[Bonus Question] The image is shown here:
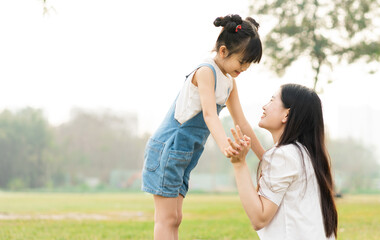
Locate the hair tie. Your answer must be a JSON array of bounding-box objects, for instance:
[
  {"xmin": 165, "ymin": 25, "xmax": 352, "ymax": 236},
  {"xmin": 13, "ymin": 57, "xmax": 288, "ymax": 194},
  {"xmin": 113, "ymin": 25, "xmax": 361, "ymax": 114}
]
[{"xmin": 235, "ymin": 25, "xmax": 242, "ymax": 32}]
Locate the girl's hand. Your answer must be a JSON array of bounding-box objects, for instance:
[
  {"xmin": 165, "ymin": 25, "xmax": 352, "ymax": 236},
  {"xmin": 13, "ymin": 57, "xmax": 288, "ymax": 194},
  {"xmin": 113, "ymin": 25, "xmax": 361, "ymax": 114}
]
[
  {"xmin": 224, "ymin": 145, "xmax": 239, "ymax": 158},
  {"xmin": 229, "ymin": 125, "xmax": 251, "ymax": 164}
]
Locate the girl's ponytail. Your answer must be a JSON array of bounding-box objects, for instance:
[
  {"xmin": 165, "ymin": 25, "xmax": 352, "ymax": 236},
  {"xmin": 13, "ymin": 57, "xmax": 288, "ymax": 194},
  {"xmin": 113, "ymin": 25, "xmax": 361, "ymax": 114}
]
[
  {"xmin": 245, "ymin": 17, "xmax": 260, "ymax": 30},
  {"xmin": 214, "ymin": 14, "xmax": 243, "ymax": 33}
]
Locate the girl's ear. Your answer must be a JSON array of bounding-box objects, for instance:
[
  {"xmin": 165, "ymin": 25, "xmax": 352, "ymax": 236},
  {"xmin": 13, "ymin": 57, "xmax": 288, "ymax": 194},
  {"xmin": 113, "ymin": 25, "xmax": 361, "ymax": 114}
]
[{"xmin": 218, "ymin": 45, "xmax": 229, "ymax": 58}]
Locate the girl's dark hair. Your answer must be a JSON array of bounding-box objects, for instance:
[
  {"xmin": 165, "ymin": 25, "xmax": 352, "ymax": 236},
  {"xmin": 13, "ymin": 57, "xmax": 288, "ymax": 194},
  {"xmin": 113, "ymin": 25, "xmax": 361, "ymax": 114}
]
[
  {"xmin": 213, "ymin": 14, "xmax": 262, "ymax": 63},
  {"xmin": 278, "ymin": 83, "xmax": 338, "ymax": 238}
]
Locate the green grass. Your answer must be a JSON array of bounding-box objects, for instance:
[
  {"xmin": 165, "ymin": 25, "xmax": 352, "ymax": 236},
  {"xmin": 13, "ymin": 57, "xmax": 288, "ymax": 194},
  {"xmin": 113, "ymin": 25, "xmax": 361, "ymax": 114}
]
[{"xmin": 0, "ymin": 192, "xmax": 379, "ymax": 239}]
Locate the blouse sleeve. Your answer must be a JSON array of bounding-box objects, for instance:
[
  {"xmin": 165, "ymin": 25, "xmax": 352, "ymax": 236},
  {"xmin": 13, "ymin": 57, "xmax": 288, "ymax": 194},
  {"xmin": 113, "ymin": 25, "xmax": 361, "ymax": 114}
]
[{"xmin": 258, "ymin": 147, "xmax": 300, "ymax": 206}]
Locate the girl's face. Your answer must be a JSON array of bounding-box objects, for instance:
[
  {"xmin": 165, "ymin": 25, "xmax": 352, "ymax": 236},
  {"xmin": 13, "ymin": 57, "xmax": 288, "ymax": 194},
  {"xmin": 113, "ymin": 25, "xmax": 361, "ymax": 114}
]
[
  {"xmin": 216, "ymin": 47, "xmax": 251, "ymax": 78},
  {"xmin": 258, "ymin": 89, "xmax": 289, "ymax": 136}
]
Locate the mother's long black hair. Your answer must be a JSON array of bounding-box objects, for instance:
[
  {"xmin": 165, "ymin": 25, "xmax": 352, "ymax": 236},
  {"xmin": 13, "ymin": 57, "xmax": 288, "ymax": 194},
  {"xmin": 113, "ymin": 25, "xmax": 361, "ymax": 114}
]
[{"xmin": 278, "ymin": 84, "xmax": 337, "ymax": 238}]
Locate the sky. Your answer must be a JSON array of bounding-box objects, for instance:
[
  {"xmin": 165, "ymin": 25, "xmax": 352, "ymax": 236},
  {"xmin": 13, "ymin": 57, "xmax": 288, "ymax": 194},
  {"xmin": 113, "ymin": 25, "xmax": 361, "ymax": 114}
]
[{"xmin": 1, "ymin": 0, "xmax": 379, "ymax": 153}]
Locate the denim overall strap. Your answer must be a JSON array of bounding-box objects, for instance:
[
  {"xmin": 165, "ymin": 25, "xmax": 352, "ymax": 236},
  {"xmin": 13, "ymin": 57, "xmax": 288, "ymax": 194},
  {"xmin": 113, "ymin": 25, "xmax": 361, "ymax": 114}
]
[
  {"xmin": 185, "ymin": 63, "xmax": 217, "ymax": 91},
  {"xmin": 195, "ymin": 63, "xmax": 229, "ymax": 107}
]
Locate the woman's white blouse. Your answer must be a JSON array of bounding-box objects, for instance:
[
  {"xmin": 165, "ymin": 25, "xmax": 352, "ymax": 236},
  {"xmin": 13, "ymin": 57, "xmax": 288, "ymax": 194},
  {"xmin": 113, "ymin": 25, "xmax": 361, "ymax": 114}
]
[{"xmin": 257, "ymin": 143, "xmax": 335, "ymax": 240}]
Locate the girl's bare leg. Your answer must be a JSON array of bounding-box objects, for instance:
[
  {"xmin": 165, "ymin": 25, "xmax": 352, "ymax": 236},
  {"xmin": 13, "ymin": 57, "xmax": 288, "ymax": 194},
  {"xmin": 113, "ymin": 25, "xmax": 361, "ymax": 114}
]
[
  {"xmin": 153, "ymin": 194, "xmax": 184, "ymax": 240},
  {"xmin": 174, "ymin": 195, "xmax": 184, "ymax": 240}
]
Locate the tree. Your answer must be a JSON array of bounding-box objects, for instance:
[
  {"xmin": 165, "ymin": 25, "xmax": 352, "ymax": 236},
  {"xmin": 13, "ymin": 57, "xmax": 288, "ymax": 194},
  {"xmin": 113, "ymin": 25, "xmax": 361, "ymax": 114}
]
[
  {"xmin": 55, "ymin": 109, "xmax": 145, "ymax": 184},
  {"xmin": 0, "ymin": 108, "xmax": 53, "ymax": 189},
  {"xmin": 41, "ymin": 0, "xmax": 55, "ymax": 16},
  {"xmin": 327, "ymin": 137, "xmax": 379, "ymax": 193},
  {"xmin": 250, "ymin": 0, "xmax": 380, "ymax": 90}
]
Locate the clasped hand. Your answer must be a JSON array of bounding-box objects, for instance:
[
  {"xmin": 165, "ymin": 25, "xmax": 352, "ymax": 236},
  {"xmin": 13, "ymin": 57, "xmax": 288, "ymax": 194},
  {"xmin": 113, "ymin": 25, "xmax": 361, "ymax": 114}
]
[{"xmin": 224, "ymin": 125, "xmax": 251, "ymax": 163}]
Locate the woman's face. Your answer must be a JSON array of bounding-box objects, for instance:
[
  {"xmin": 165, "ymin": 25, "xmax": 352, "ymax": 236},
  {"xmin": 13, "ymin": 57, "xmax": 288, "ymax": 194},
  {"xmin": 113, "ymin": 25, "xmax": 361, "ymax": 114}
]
[{"xmin": 258, "ymin": 88, "xmax": 289, "ymax": 134}]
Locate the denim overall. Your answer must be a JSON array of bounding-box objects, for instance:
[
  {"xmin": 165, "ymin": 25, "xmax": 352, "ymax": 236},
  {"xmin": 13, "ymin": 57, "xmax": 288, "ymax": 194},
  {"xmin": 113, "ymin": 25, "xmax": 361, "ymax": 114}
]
[{"xmin": 142, "ymin": 63, "xmax": 228, "ymax": 198}]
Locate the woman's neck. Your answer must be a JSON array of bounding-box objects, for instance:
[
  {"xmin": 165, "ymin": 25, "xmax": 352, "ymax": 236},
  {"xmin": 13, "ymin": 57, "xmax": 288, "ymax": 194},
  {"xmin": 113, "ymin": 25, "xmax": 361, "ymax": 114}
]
[{"xmin": 271, "ymin": 130, "xmax": 283, "ymax": 145}]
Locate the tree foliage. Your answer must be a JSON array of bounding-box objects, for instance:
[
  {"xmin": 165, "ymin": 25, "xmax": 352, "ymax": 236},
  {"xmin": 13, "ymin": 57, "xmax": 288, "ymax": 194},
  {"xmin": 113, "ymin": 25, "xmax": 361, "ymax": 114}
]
[
  {"xmin": 328, "ymin": 138, "xmax": 379, "ymax": 193},
  {"xmin": 0, "ymin": 108, "xmax": 52, "ymax": 189},
  {"xmin": 0, "ymin": 108, "xmax": 147, "ymax": 190},
  {"xmin": 250, "ymin": 0, "xmax": 380, "ymax": 90},
  {"xmin": 55, "ymin": 109, "xmax": 146, "ymax": 184}
]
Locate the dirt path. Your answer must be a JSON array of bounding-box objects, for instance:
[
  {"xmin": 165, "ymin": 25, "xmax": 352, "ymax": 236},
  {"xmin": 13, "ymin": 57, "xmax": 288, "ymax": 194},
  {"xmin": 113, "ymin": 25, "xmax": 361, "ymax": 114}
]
[{"xmin": 0, "ymin": 211, "xmax": 147, "ymax": 221}]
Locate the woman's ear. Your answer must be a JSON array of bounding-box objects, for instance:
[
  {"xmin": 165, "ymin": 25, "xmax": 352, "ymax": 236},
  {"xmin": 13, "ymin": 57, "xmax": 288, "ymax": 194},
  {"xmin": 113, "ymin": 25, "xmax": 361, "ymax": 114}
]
[
  {"xmin": 219, "ymin": 45, "xmax": 229, "ymax": 58},
  {"xmin": 282, "ymin": 109, "xmax": 290, "ymax": 123}
]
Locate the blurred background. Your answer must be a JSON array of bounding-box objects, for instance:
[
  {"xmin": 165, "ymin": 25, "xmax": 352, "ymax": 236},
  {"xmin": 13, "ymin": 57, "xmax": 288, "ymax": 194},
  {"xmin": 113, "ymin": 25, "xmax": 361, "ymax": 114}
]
[{"xmin": 0, "ymin": 0, "xmax": 379, "ymax": 195}]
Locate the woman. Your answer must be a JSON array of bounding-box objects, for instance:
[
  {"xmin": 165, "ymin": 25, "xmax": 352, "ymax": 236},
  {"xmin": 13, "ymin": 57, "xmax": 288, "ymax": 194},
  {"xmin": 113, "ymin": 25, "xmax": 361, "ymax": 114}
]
[{"xmin": 226, "ymin": 84, "xmax": 338, "ymax": 239}]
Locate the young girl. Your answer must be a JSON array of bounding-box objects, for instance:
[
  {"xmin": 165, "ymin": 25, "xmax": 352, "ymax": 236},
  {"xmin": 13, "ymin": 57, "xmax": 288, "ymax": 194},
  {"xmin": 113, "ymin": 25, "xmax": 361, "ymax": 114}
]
[
  {"xmin": 226, "ymin": 84, "xmax": 338, "ymax": 239},
  {"xmin": 141, "ymin": 14, "xmax": 265, "ymax": 239}
]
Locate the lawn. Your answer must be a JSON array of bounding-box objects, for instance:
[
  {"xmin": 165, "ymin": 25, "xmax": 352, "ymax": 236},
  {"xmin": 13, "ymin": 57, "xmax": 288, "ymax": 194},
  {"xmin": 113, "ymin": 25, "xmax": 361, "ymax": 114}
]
[{"xmin": 0, "ymin": 192, "xmax": 379, "ymax": 239}]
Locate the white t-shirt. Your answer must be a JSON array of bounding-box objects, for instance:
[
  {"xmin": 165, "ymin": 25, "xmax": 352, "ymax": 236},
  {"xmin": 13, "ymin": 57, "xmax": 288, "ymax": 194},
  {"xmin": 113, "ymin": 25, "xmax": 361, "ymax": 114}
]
[
  {"xmin": 174, "ymin": 58, "xmax": 233, "ymax": 124},
  {"xmin": 257, "ymin": 143, "xmax": 335, "ymax": 240}
]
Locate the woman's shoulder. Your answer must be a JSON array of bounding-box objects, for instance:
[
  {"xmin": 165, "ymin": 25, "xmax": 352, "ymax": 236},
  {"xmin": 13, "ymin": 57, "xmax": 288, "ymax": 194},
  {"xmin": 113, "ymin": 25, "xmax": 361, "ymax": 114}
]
[
  {"xmin": 265, "ymin": 143, "xmax": 301, "ymax": 156},
  {"xmin": 280, "ymin": 143, "xmax": 305, "ymax": 155},
  {"xmin": 263, "ymin": 143, "xmax": 305, "ymax": 167}
]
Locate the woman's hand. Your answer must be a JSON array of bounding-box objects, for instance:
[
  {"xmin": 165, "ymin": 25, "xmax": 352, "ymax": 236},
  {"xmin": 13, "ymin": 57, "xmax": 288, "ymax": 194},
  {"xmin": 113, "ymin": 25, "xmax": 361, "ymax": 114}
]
[{"xmin": 225, "ymin": 125, "xmax": 251, "ymax": 164}]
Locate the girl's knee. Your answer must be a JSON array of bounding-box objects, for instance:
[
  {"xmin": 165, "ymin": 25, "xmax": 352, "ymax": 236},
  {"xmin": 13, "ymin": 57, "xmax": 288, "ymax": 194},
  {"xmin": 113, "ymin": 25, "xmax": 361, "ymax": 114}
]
[
  {"xmin": 153, "ymin": 195, "xmax": 184, "ymax": 228},
  {"xmin": 175, "ymin": 212, "xmax": 182, "ymax": 227},
  {"xmin": 155, "ymin": 212, "xmax": 180, "ymax": 228}
]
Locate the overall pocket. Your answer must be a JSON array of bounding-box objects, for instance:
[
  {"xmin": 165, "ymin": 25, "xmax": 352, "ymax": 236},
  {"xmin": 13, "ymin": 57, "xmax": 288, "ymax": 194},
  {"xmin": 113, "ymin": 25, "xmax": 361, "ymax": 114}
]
[
  {"xmin": 144, "ymin": 138, "xmax": 165, "ymax": 172},
  {"xmin": 164, "ymin": 150, "xmax": 193, "ymax": 188}
]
